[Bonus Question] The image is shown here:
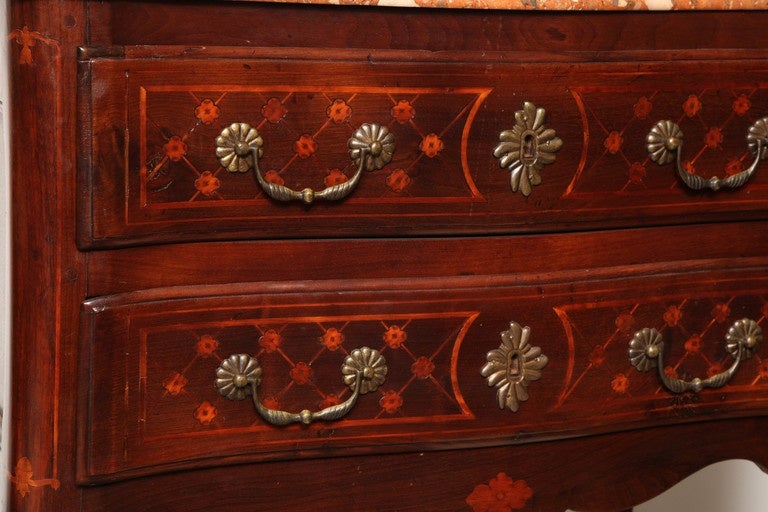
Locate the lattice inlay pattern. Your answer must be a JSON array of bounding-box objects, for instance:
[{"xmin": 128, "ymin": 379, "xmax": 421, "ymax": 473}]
[
  {"xmin": 141, "ymin": 313, "xmax": 476, "ymax": 437},
  {"xmin": 566, "ymin": 87, "xmax": 768, "ymax": 196},
  {"xmin": 554, "ymin": 295, "xmax": 768, "ymax": 408},
  {"xmin": 139, "ymin": 86, "xmax": 488, "ymax": 207}
]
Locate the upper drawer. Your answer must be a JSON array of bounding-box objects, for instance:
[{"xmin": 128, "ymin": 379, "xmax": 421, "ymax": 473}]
[{"xmin": 78, "ymin": 48, "xmax": 768, "ymax": 248}]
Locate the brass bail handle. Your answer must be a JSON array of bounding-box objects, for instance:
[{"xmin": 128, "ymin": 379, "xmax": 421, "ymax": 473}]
[
  {"xmin": 628, "ymin": 318, "xmax": 762, "ymax": 394},
  {"xmin": 215, "ymin": 347, "xmax": 387, "ymax": 426},
  {"xmin": 646, "ymin": 118, "xmax": 768, "ymax": 191},
  {"xmin": 215, "ymin": 123, "xmax": 395, "ymax": 205}
]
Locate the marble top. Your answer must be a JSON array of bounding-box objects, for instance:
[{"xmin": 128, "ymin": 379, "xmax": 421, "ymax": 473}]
[{"xmin": 261, "ymin": 0, "xmax": 766, "ymax": 9}]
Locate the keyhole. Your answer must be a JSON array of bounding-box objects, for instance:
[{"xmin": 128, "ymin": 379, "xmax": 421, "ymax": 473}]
[
  {"xmin": 507, "ymin": 351, "xmax": 522, "ymax": 381},
  {"xmin": 521, "ymin": 132, "xmax": 538, "ymax": 165}
]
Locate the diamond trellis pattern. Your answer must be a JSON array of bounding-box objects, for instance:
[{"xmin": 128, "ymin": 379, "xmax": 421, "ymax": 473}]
[
  {"xmin": 565, "ymin": 87, "xmax": 768, "ymax": 196},
  {"xmin": 140, "ymin": 86, "xmax": 487, "ymax": 206},
  {"xmin": 553, "ymin": 295, "xmax": 768, "ymax": 409},
  {"xmin": 142, "ymin": 314, "xmax": 475, "ymax": 437}
]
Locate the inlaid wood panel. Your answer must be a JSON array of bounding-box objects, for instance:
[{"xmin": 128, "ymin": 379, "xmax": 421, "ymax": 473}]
[
  {"xmin": 79, "ymin": 265, "xmax": 768, "ymax": 483},
  {"xmin": 79, "ymin": 51, "xmax": 768, "ymax": 247}
]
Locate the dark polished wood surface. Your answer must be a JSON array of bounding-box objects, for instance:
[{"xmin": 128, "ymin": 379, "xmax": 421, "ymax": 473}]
[{"xmin": 9, "ymin": 2, "xmax": 768, "ymax": 510}]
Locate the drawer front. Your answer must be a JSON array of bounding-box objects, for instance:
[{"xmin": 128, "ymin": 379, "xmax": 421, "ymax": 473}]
[
  {"xmin": 78, "ymin": 49, "xmax": 768, "ymax": 248},
  {"xmin": 79, "ymin": 267, "xmax": 768, "ymax": 483}
]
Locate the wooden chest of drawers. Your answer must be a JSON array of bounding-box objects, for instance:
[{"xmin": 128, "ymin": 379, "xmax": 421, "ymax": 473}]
[{"xmin": 9, "ymin": 1, "xmax": 768, "ymax": 510}]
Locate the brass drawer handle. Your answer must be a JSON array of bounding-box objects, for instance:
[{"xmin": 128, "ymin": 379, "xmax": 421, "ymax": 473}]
[
  {"xmin": 215, "ymin": 347, "xmax": 387, "ymax": 426},
  {"xmin": 493, "ymin": 101, "xmax": 563, "ymax": 197},
  {"xmin": 646, "ymin": 118, "xmax": 768, "ymax": 191},
  {"xmin": 629, "ymin": 318, "xmax": 761, "ymax": 393},
  {"xmin": 215, "ymin": 123, "xmax": 394, "ymax": 205}
]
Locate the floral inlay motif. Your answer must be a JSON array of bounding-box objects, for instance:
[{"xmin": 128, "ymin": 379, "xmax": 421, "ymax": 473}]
[
  {"xmin": 320, "ymin": 394, "xmax": 341, "ymax": 409},
  {"xmin": 321, "ymin": 327, "xmax": 345, "ymax": 351},
  {"xmin": 326, "ymin": 99, "xmax": 352, "ymax": 124},
  {"xmin": 264, "ymin": 170, "xmax": 285, "ymax": 186},
  {"xmin": 615, "ymin": 311, "xmax": 635, "ymax": 333},
  {"xmin": 386, "ymin": 169, "xmax": 412, "ymax": 193},
  {"xmin": 604, "ymin": 130, "xmax": 623, "ymax": 154},
  {"xmin": 466, "ymin": 473, "xmax": 533, "ymax": 512},
  {"xmin": 633, "ymin": 96, "xmax": 652, "ymax": 119},
  {"xmin": 733, "ymin": 93, "xmax": 751, "ymax": 116},
  {"xmin": 420, "ymin": 133, "xmax": 444, "ymax": 158},
  {"xmin": 259, "ymin": 329, "xmax": 283, "ymax": 352},
  {"xmin": 628, "ymin": 162, "xmax": 646, "ymax": 184},
  {"xmin": 588, "ymin": 345, "xmax": 606, "ymax": 366},
  {"xmin": 324, "ymin": 169, "xmax": 348, "ymax": 188},
  {"xmin": 383, "ymin": 325, "xmax": 408, "ymax": 349},
  {"xmin": 411, "ymin": 356, "xmax": 435, "ymax": 379},
  {"xmin": 611, "ymin": 373, "xmax": 629, "ymax": 394},
  {"xmin": 194, "ymin": 171, "xmax": 221, "ymax": 197},
  {"xmin": 704, "ymin": 127, "xmax": 723, "ymax": 149},
  {"xmin": 164, "ymin": 135, "xmax": 188, "ymax": 162},
  {"xmin": 711, "ymin": 303, "xmax": 731, "ymax": 323},
  {"xmin": 294, "ymin": 134, "xmax": 318, "ymax": 159},
  {"xmin": 725, "ymin": 158, "xmax": 744, "ymax": 176},
  {"xmin": 481, "ymin": 322, "xmax": 548, "ymax": 413},
  {"xmin": 379, "ymin": 390, "xmax": 404, "ymax": 414},
  {"xmin": 194, "ymin": 401, "xmax": 217, "ymax": 425},
  {"xmin": 685, "ymin": 334, "xmax": 702, "ymax": 354},
  {"xmin": 195, "ymin": 99, "xmax": 220, "ymax": 125},
  {"xmin": 664, "ymin": 305, "xmax": 683, "ymax": 327},
  {"xmin": 262, "ymin": 97, "xmax": 287, "ymax": 124},
  {"xmin": 392, "ymin": 99, "xmax": 416, "ymax": 124},
  {"xmin": 163, "ymin": 371, "xmax": 188, "ymax": 396},
  {"xmin": 683, "ymin": 95, "xmax": 702, "ymax": 117},
  {"xmin": 195, "ymin": 334, "xmax": 219, "ymax": 357},
  {"xmin": 290, "ymin": 362, "xmax": 314, "ymax": 385},
  {"xmin": 493, "ymin": 102, "xmax": 563, "ymax": 197},
  {"xmin": 9, "ymin": 26, "xmax": 57, "ymax": 66}
]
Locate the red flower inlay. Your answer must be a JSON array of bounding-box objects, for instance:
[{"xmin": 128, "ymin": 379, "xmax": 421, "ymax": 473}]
[
  {"xmin": 664, "ymin": 305, "xmax": 683, "ymax": 327},
  {"xmin": 320, "ymin": 394, "xmax": 341, "ymax": 409},
  {"xmin": 195, "ymin": 334, "xmax": 219, "ymax": 357},
  {"xmin": 195, "ymin": 99, "xmax": 221, "ymax": 125},
  {"xmin": 163, "ymin": 372, "xmax": 188, "ymax": 396},
  {"xmin": 682, "ymin": 160, "xmax": 696, "ymax": 175},
  {"xmin": 466, "ymin": 473, "xmax": 533, "ymax": 512},
  {"xmin": 379, "ymin": 390, "xmax": 403, "ymax": 414},
  {"xmin": 633, "ymin": 96, "xmax": 652, "ymax": 120},
  {"xmin": 604, "ymin": 131, "xmax": 623, "ymax": 154},
  {"xmin": 383, "ymin": 325, "xmax": 408, "ymax": 349},
  {"xmin": 262, "ymin": 97, "xmax": 287, "ymax": 124},
  {"xmin": 683, "ymin": 95, "xmax": 702, "ymax": 117},
  {"xmin": 163, "ymin": 136, "xmax": 187, "ymax": 162},
  {"xmin": 707, "ymin": 362, "xmax": 724, "ymax": 378},
  {"xmin": 615, "ymin": 312, "xmax": 635, "ymax": 333},
  {"xmin": 295, "ymin": 134, "xmax": 318, "ymax": 159},
  {"xmin": 664, "ymin": 365, "xmax": 678, "ymax": 380},
  {"xmin": 386, "ymin": 169, "xmax": 411, "ymax": 193},
  {"xmin": 259, "ymin": 329, "xmax": 282, "ymax": 352},
  {"xmin": 725, "ymin": 158, "xmax": 743, "ymax": 177},
  {"xmin": 264, "ymin": 170, "xmax": 284, "ymax": 186},
  {"xmin": 711, "ymin": 303, "xmax": 730, "ymax": 323},
  {"xmin": 704, "ymin": 127, "xmax": 723, "ymax": 149},
  {"xmin": 391, "ymin": 99, "xmax": 416, "ymax": 124},
  {"xmin": 685, "ymin": 334, "xmax": 702, "ymax": 354},
  {"xmin": 326, "ymin": 99, "xmax": 352, "ymax": 124},
  {"xmin": 588, "ymin": 345, "xmax": 606, "ymax": 367},
  {"xmin": 290, "ymin": 362, "xmax": 313, "ymax": 385},
  {"xmin": 324, "ymin": 169, "xmax": 348, "ymax": 188},
  {"xmin": 611, "ymin": 373, "xmax": 629, "ymax": 394},
  {"xmin": 411, "ymin": 356, "xmax": 435, "ymax": 379},
  {"xmin": 732, "ymin": 94, "xmax": 751, "ymax": 116},
  {"xmin": 194, "ymin": 401, "xmax": 217, "ymax": 426},
  {"xmin": 321, "ymin": 327, "xmax": 345, "ymax": 351},
  {"xmin": 420, "ymin": 133, "xmax": 444, "ymax": 158},
  {"xmin": 628, "ymin": 162, "xmax": 646, "ymax": 184},
  {"xmin": 263, "ymin": 396, "xmax": 280, "ymax": 410},
  {"xmin": 194, "ymin": 171, "xmax": 221, "ymax": 197},
  {"xmin": 759, "ymin": 361, "xmax": 768, "ymax": 380}
]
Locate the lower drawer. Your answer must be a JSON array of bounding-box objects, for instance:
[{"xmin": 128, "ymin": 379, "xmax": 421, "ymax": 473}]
[{"xmin": 78, "ymin": 265, "xmax": 768, "ymax": 483}]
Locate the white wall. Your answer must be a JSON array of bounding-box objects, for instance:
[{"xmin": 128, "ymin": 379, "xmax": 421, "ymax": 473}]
[{"xmin": 0, "ymin": 0, "xmax": 10, "ymax": 508}]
